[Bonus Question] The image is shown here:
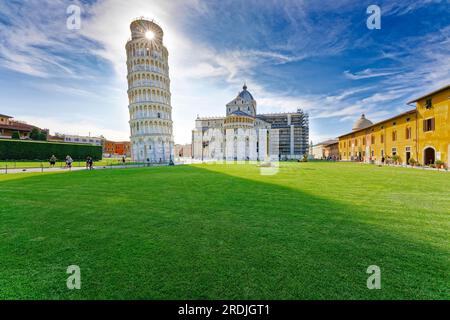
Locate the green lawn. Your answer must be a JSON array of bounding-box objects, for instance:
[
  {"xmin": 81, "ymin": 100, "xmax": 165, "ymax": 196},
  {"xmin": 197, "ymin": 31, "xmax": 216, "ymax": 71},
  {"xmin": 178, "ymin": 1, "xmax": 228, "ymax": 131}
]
[{"xmin": 0, "ymin": 162, "xmax": 448, "ymax": 299}]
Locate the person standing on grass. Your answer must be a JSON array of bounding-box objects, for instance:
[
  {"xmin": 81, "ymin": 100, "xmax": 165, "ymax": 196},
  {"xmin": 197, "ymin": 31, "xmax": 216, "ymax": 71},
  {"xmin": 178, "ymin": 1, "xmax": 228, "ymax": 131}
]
[
  {"xmin": 88, "ymin": 157, "xmax": 94, "ymax": 170},
  {"xmin": 122, "ymin": 156, "xmax": 126, "ymax": 165},
  {"xmin": 65, "ymin": 155, "xmax": 73, "ymax": 169},
  {"xmin": 86, "ymin": 156, "xmax": 92, "ymax": 170},
  {"xmin": 49, "ymin": 155, "xmax": 57, "ymax": 168}
]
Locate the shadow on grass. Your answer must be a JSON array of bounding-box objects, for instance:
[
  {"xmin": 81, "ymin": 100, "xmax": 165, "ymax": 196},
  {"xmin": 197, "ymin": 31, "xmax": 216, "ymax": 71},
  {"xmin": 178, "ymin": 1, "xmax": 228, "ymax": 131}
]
[{"xmin": 0, "ymin": 165, "xmax": 447, "ymax": 300}]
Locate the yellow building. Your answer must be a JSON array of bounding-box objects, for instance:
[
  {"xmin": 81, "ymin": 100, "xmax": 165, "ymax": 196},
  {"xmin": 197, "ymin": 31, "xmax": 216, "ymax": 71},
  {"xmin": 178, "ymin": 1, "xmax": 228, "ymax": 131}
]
[{"xmin": 339, "ymin": 85, "xmax": 450, "ymax": 167}]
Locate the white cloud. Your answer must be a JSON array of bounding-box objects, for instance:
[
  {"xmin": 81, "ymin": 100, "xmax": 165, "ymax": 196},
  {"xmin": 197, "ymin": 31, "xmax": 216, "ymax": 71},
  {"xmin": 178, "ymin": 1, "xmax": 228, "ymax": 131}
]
[{"xmin": 344, "ymin": 68, "xmax": 401, "ymax": 80}]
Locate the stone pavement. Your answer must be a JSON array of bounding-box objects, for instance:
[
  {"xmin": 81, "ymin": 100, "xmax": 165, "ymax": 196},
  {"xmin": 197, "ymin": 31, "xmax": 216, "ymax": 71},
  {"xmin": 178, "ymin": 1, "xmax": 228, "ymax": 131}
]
[{"xmin": 0, "ymin": 163, "xmax": 169, "ymax": 175}]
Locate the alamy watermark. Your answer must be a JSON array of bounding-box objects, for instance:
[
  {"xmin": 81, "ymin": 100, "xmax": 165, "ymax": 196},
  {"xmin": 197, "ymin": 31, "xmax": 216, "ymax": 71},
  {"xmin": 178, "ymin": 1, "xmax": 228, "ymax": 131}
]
[
  {"xmin": 66, "ymin": 4, "xmax": 82, "ymax": 30},
  {"xmin": 67, "ymin": 265, "xmax": 81, "ymax": 290},
  {"xmin": 367, "ymin": 5, "xmax": 381, "ymax": 30},
  {"xmin": 366, "ymin": 265, "xmax": 381, "ymax": 289}
]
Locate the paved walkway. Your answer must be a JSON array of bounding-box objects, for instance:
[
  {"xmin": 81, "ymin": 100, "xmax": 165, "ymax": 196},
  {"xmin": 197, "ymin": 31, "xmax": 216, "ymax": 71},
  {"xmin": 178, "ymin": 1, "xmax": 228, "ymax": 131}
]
[{"xmin": 0, "ymin": 163, "xmax": 170, "ymax": 175}]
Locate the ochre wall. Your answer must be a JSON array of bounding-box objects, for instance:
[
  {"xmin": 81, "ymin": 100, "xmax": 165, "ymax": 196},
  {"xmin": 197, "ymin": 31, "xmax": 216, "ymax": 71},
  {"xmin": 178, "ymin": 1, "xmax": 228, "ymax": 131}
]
[
  {"xmin": 339, "ymin": 87, "xmax": 449, "ymax": 166},
  {"xmin": 416, "ymin": 88, "xmax": 449, "ymax": 165}
]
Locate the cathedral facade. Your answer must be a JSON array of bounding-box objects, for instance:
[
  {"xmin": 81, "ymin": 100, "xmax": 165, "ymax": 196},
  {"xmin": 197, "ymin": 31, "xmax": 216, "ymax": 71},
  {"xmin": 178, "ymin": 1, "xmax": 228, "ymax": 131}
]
[{"xmin": 192, "ymin": 84, "xmax": 309, "ymax": 161}]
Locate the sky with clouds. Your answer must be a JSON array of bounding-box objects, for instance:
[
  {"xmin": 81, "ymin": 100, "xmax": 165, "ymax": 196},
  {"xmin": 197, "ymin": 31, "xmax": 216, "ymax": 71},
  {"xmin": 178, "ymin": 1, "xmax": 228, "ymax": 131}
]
[{"xmin": 0, "ymin": 0, "xmax": 449, "ymax": 144}]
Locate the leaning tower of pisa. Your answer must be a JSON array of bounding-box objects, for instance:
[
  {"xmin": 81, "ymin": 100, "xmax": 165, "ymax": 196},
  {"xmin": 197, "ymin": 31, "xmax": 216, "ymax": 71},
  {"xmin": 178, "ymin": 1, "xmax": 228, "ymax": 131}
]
[{"xmin": 126, "ymin": 18, "xmax": 174, "ymax": 163}]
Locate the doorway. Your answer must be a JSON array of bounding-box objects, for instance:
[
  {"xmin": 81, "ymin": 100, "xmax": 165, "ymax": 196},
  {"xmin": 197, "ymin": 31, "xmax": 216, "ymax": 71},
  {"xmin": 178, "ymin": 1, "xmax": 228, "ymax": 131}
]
[
  {"xmin": 424, "ymin": 147, "xmax": 435, "ymax": 165},
  {"xmin": 405, "ymin": 147, "xmax": 411, "ymax": 164}
]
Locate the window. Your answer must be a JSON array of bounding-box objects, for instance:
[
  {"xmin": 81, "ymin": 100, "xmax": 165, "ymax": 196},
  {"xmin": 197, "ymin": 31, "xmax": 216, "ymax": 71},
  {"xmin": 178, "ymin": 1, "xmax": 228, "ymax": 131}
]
[
  {"xmin": 392, "ymin": 148, "xmax": 397, "ymax": 156},
  {"xmin": 363, "ymin": 138, "xmax": 365, "ymax": 146},
  {"xmin": 423, "ymin": 118, "xmax": 435, "ymax": 132},
  {"xmin": 355, "ymin": 139, "xmax": 358, "ymax": 147},
  {"xmin": 380, "ymin": 134, "xmax": 384, "ymax": 143},
  {"xmin": 344, "ymin": 142, "xmax": 346, "ymax": 148},
  {"xmin": 371, "ymin": 135, "xmax": 375, "ymax": 144},
  {"xmin": 425, "ymin": 98, "xmax": 432, "ymax": 109},
  {"xmin": 392, "ymin": 131, "xmax": 397, "ymax": 142},
  {"xmin": 381, "ymin": 149, "xmax": 384, "ymax": 157},
  {"xmin": 405, "ymin": 127, "xmax": 412, "ymax": 139}
]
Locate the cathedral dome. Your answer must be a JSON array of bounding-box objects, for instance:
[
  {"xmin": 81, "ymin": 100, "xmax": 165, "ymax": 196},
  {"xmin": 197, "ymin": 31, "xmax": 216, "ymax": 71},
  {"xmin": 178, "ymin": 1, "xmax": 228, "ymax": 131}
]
[
  {"xmin": 353, "ymin": 114, "xmax": 373, "ymax": 131},
  {"xmin": 238, "ymin": 84, "xmax": 254, "ymax": 102}
]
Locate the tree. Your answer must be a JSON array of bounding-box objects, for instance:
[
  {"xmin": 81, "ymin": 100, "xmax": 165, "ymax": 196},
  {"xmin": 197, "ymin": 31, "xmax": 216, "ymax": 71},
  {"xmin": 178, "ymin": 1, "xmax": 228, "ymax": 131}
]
[
  {"xmin": 37, "ymin": 131, "xmax": 48, "ymax": 141},
  {"xmin": 30, "ymin": 128, "xmax": 40, "ymax": 140},
  {"xmin": 11, "ymin": 131, "xmax": 20, "ymax": 140},
  {"xmin": 29, "ymin": 128, "xmax": 47, "ymax": 141}
]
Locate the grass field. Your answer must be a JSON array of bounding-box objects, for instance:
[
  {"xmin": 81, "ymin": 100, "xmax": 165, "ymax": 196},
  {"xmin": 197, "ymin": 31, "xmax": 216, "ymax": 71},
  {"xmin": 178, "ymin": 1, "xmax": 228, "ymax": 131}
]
[{"xmin": 0, "ymin": 162, "xmax": 448, "ymax": 299}]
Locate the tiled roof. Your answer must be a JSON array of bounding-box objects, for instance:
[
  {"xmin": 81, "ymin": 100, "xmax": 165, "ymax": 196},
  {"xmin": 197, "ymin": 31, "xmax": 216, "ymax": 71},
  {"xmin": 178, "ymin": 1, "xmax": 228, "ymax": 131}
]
[
  {"xmin": 229, "ymin": 110, "xmax": 254, "ymax": 117},
  {"xmin": 407, "ymin": 84, "xmax": 450, "ymax": 104},
  {"xmin": 338, "ymin": 109, "xmax": 416, "ymax": 138},
  {"xmin": 0, "ymin": 121, "xmax": 36, "ymax": 132},
  {"xmin": 315, "ymin": 139, "xmax": 339, "ymax": 147}
]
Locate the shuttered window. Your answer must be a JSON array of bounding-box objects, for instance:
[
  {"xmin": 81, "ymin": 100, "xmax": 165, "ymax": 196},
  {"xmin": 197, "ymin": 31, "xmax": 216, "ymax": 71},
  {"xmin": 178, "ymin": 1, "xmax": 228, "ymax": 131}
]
[
  {"xmin": 423, "ymin": 118, "xmax": 435, "ymax": 132},
  {"xmin": 405, "ymin": 127, "xmax": 411, "ymax": 139}
]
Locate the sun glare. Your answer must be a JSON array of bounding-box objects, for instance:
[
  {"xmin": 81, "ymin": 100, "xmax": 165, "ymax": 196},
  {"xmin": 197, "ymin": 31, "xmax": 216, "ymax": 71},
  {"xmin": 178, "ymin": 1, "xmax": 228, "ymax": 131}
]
[{"xmin": 145, "ymin": 31, "xmax": 155, "ymax": 40}]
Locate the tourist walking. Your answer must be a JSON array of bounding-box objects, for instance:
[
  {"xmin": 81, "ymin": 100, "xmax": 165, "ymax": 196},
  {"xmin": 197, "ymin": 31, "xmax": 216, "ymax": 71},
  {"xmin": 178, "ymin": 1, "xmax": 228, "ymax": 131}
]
[
  {"xmin": 86, "ymin": 156, "xmax": 94, "ymax": 170},
  {"xmin": 88, "ymin": 157, "xmax": 94, "ymax": 170},
  {"xmin": 49, "ymin": 155, "xmax": 57, "ymax": 168},
  {"xmin": 65, "ymin": 155, "xmax": 73, "ymax": 169}
]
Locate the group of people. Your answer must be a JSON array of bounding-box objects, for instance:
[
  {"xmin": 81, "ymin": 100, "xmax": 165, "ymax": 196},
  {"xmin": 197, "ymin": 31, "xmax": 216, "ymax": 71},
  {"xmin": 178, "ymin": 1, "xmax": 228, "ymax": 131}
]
[{"xmin": 48, "ymin": 155, "xmax": 94, "ymax": 170}]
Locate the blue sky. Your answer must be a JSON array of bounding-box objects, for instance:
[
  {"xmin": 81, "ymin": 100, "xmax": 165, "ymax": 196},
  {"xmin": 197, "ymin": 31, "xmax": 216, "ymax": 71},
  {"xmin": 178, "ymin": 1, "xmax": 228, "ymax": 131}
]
[{"xmin": 0, "ymin": 0, "xmax": 449, "ymax": 144}]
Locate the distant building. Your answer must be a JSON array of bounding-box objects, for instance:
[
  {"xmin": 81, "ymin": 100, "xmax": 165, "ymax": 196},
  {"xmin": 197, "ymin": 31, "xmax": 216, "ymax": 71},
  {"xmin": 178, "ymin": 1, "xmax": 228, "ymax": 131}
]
[
  {"xmin": 53, "ymin": 134, "xmax": 104, "ymax": 146},
  {"xmin": 104, "ymin": 141, "xmax": 131, "ymax": 157},
  {"xmin": 47, "ymin": 133, "xmax": 105, "ymax": 151},
  {"xmin": 192, "ymin": 84, "xmax": 309, "ymax": 161},
  {"xmin": 0, "ymin": 114, "xmax": 47, "ymax": 140},
  {"xmin": 339, "ymin": 84, "xmax": 450, "ymax": 167},
  {"xmin": 312, "ymin": 139, "xmax": 339, "ymax": 160},
  {"xmin": 175, "ymin": 144, "xmax": 192, "ymax": 158}
]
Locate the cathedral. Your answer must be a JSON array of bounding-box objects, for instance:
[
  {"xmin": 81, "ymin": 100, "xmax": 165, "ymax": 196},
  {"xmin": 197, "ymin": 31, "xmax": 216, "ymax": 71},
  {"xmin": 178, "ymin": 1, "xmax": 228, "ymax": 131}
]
[{"xmin": 192, "ymin": 84, "xmax": 309, "ymax": 161}]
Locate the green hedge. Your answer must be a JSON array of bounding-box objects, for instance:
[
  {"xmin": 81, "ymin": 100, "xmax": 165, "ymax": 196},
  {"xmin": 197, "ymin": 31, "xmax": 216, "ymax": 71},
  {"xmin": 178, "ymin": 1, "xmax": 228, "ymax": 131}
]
[{"xmin": 0, "ymin": 139, "xmax": 102, "ymax": 161}]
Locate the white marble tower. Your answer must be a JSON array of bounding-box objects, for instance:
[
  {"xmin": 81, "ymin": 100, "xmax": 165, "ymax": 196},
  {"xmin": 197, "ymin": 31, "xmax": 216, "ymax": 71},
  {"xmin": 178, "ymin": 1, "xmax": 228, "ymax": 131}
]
[{"xmin": 126, "ymin": 18, "xmax": 174, "ymax": 162}]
